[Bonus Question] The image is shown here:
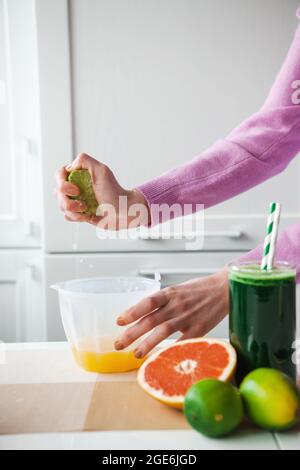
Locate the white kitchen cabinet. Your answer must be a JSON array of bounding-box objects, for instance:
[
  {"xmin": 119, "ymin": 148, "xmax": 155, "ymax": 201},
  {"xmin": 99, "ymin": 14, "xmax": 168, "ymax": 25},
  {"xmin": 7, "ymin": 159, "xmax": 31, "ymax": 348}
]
[
  {"xmin": 45, "ymin": 251, "xmax": 246, "ymax": 341},
  {"xmin": 37, "ymin": 0, "xmax": 300, "ymax": 253},
  {"xmin": 0, "ymin": 251, "xmax": 46, "ymax": 342},
  {"xmin": 0, "ymin": 0, "xmax": 41, "ymax": 248}
]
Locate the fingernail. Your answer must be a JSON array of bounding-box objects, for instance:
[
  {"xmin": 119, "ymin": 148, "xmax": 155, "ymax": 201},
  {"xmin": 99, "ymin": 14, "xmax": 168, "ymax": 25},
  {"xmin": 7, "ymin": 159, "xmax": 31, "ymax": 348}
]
[
  {"xmin": 66, "ymin": 164, "xmax": 73, "ymax": 171},
  {"xmin": 117, "ymin": 317, "xmax": 125, "ymax": 326},
  {"xmin": 114, "ymin": 340, "xmax": 124, "ymax": 350},
  {"xmin": 134, "ymin": 349, "xmax": 143, "ymax": 359}
]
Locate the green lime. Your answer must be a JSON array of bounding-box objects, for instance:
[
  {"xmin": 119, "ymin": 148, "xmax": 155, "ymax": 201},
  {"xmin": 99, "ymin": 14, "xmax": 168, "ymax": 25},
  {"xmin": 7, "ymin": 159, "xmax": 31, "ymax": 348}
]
[
  {"xmin": 68, "ymin": 169, "xmax": 99, "ymax": 216},
  {"xmin": 184, "ymin": 379, "xmax": 244, "ymax": 438},
  {"xmin": 240, "ymin": 368, "xmax": 300, "ymax": 431}
]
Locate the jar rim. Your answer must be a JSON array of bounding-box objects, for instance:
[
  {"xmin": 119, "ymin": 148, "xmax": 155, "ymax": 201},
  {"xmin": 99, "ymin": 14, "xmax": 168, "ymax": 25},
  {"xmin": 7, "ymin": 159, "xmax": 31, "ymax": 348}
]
[{"xmin": 227, "ymin": 260, "xmax": 296, "ymax": 275}]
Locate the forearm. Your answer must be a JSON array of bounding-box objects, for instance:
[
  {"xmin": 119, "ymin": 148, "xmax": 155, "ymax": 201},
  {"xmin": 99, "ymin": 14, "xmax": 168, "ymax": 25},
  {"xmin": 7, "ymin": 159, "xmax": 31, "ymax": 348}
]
[{"xmin": 239, "ymin": 223, "xmax": 300, "ymax": 284}]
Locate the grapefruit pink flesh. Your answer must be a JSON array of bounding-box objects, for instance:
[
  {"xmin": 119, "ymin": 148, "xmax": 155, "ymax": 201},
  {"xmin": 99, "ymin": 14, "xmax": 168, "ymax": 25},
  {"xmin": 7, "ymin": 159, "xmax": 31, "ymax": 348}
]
[{"xmin": 137, "ymin": 338, "xmax": 237, "ymax": 409}]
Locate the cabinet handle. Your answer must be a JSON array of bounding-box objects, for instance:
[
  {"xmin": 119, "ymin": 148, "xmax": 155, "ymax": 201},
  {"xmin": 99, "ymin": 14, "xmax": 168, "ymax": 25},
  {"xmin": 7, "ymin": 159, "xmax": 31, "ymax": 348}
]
[
  {"xmin": 136, "ymin": 230, "xmax": 243, "ymax": 240},
  {"xmin": 139, "ymin": 268, "xmax": 217, "ymax": 277},
  {"xmin": 15, "ymin": 278, "xmax": 23, "ymax": 343},
  {"xmin": 23, "ymin": 139, "xmax": 35, "ymax": 238},
  {"xmin": 15, "ymin": 265, "xmax": 35, "ymax": 342}
]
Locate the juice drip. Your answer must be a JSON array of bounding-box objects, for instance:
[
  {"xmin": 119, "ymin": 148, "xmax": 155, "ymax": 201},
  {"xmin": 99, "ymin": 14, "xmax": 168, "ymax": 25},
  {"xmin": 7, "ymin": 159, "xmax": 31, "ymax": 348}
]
[
  {"xmin": 71, "ymin": 336, "xmax": 146, "ymax": 373},
  {"xmin": 72, "ymin": 223, "xmax": 79, "ymax": 252}
]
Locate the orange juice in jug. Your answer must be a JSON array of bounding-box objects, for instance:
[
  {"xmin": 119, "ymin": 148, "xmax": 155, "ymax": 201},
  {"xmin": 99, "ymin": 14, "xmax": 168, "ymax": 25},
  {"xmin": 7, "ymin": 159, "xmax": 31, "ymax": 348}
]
[{"xmin": 71, "ymin": 336, "xmax": 145, "ymax": 373}]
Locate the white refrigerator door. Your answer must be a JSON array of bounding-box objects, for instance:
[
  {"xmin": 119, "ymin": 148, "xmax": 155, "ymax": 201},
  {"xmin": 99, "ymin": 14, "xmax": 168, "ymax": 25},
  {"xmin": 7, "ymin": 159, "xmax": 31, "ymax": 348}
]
[{"xmin": 38, "ymin": 0, "xmax": 300, "ymax": 253}]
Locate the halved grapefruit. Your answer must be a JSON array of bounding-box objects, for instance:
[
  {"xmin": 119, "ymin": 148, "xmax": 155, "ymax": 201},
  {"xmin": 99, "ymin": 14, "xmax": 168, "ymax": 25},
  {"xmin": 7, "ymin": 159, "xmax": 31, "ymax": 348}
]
[{"xmin": 137, "ymin": 338, "xmax": 237, "ymax": 409}]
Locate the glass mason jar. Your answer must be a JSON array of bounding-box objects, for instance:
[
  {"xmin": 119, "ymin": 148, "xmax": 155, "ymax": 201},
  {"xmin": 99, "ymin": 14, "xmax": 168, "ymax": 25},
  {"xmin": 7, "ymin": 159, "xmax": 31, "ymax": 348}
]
[{"xmin": 228, "ymin": 261, "xmax": 296, "ymax": 384}]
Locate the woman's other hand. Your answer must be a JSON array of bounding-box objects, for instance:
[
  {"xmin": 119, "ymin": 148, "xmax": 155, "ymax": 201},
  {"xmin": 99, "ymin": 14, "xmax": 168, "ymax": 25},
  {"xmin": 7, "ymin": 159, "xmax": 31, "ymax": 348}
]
[{"xmin": 115, "ymin": 268, "xmax": 229, "ymax": 358}]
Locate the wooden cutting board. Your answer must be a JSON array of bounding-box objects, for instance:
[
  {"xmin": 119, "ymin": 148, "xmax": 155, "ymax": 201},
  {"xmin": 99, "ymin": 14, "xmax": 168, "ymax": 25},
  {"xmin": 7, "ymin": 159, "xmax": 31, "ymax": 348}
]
[{"xmin": 0, "ymin": 381, "xmax": 189, "ymax": 435}]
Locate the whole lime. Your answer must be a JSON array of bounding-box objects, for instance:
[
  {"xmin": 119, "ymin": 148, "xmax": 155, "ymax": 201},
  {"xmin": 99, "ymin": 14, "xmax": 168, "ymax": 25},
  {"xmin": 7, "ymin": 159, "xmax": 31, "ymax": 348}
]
[
  {"xmin": 240, "ymin": 368, "xmax": 300, "ymax": 431},
  {"xmin": 184, "ymin": 379, "xmax": 244, "ymax": 438}
]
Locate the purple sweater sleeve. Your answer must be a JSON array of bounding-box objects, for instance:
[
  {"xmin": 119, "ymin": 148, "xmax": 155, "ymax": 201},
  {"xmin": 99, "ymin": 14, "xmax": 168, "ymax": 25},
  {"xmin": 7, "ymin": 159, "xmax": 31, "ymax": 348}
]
[{"xmin": 138, "ymin": 10, "xmax": 300, "ymax": 281}]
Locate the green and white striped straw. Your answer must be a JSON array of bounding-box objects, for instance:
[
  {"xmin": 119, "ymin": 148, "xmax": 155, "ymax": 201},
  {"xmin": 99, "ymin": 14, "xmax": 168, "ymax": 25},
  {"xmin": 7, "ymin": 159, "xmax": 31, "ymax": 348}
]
[{"xmin": 261, "ymin": 202, "xmax": 281, "ymax": 271}]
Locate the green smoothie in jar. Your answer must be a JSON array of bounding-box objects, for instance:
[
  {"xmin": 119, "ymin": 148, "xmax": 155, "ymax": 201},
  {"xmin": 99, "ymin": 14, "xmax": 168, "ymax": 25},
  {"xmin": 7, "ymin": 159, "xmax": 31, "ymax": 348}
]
[{"xmin": 229, "ymin": 261, "xmax": 296, "ymax": 384}]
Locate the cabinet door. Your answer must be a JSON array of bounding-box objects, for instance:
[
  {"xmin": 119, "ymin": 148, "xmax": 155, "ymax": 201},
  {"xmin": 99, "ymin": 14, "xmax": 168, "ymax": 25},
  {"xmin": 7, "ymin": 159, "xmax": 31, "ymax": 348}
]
[
  {"xmin": 0, "ymin": 251, "xmax": 45, "ymax": 342},
  {"xmin": 45, "ymin": 251, "xmax": 244, "ymax": 341},
  {"xmin": 0, "ymin": 0, "xmax": 41, "ymax": 248},
  {"xmin": 39, "ymin": 0, "xmax": 300, "ymax": 253}
]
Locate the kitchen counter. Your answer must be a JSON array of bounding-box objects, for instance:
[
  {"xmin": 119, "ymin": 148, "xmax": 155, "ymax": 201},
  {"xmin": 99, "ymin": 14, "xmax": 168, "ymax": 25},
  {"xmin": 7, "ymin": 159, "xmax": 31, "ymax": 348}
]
[{"xmin": 0, "ymin": 342, "xmax": 299, "ymax": 451}]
